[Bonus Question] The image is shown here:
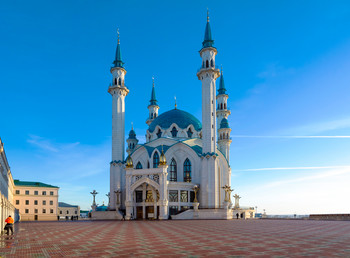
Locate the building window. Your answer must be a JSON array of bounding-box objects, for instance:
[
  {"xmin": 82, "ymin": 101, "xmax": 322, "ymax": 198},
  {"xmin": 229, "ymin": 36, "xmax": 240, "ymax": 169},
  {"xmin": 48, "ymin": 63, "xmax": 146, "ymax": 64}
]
[
  {"xmin": 136, "ymin": 191, "xmax": 143, "ymax": 203},
  {"xmin": 66, "ymin": 210, "xmax": 69, "ymax": 214},
  {"xmin": 184, "ymin": 158, "xmax": 192, "ymax": 182},
  {"xmin": 153, "ymin": 152, "xmax": 159, "ymax": 168},
  {"xmin": 147, "ymin": 161, "xmax": 150, "ymax": 168},
  {"xmin": 60, "ymin": 211, "xmax": 62, "ymax": 214},
  {"xmin": 171, "ymin": 127, "xmax": 178, "ymax": 137},
  {"xmin": 187, "ymin": 128, "xmax": 193, "ymax": 138},
  {"xmin": 16, "ymin": 200, "xmax": 19, "ymax": 205},
  {"xmin": 34, "ymin": 200, "xmax": 38, "ymax": 205},
  {"xmin": 25, "ymin": 200, "xmax": 29, "ymax": 205},
  {"xmin": 50, "ymin": 209, "xmax": 54, "ymax": 214},
  {"xmin": 35, "ymin": 209, "xmax": 38, "ymax": 214},
  {"xmin": 25, "ymin": 190, "xmax": 29, "ymax": 195},
  {"xmin": 136, "ymin": 162, "xmax": 142, "ymax": 169},
  {"xmin": 206, "ymin": 60, "xmax": 209, "ymax": 68},
  {"xmin": 190, "ymin": 191, "xmax": 195, "ymax": 202},
  {"xmin": 50, "ymin": 191, "xmax": 54, "ymax": 196},
  {"xmin": 75, "ymin": 211, "xmax": 77, "ymax": 214},
  {"xmin": 43, "ymin": 200, "xmax": 46, "ymax": 205},
  {"xmin": 180, "ymin": 191, "xmax": 188, "ymax": 202},
  {"xmin": 50, "ymin": 201, "xmax": 53, "ymax": 205},
  {"xmin": 156, "ymin": 129, "xmax": 162, "ymax": 138},
  {"xmin": 34, "ymin": 191, "xmax": 38, "ymax": 195},
  {"xmin": 15, "ymin": 190, "xmax": 20, "ymax": 195},
  {"xmin": 25, "ymin": 209, "xmax": 29, "ymax": 214},
  {"xmin": 42, "ymin": 191, "xmax": 46, "ymax": 195},
  {"xmin": 43, "ymin": 209, "xmax": 46, "ymax": 214},
  {"xmin": 169, "ymin": 206, "xmax": 178, "ymax": 215},
  {"xmin": 169, "ymin": 190, "xmax": 178, "ymax": 202},
  {"xmin": 170, "ymin": 158, "xmax": 177, "ymax": 182}
]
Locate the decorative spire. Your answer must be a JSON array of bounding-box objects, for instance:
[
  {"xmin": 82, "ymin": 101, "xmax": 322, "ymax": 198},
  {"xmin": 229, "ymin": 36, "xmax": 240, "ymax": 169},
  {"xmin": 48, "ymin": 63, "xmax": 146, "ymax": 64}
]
[
  {"xmin": 218, "ymin": 67, "xmax": 226, "ymax": 95},
  {"xmin": 202, "ymin": 9, "xmax": 214, "ymax": 48},
  {"xmin": 131, "ymin": 122, "xmax": 133, "ymax": 130},
  {"xmin": 174, "ymin": 96, "xmax": 177, "ymax": 109},
  {"xmin": 113, "ymin": 28, "xmax": 124, "ymax": 68},
  {"xmin": 150, "ymin": 76, "xmax": 157, "ymax": 105}
]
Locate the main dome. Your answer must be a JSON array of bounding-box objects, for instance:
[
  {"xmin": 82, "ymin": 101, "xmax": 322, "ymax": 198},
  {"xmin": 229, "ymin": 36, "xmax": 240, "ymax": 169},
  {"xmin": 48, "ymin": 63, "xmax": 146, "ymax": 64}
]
[{"xmin": 148, "ymin": 109, "xmax": 202, "ymax": 133}]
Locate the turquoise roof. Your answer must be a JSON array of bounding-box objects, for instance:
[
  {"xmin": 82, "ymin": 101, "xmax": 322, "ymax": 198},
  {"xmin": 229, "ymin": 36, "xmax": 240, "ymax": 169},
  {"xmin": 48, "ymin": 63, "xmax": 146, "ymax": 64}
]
[
  {"xmin": 150, "ymin": 84, "xmax": 157, "ymax": 106},
  {"xmin": 218, "ymin": 70, "xmax": 226, "ymax": 95},
  {"xmin": 202, "ymin": 13, "xmax": 214, "ymax": 48},
  {"xmin": 14, "ymin": 179, "xmax": 58, "ymax": 188},
  {"xmin": 148, "ymin": 109, "xmax": 202, "ymax": 133},
  {"xmin": 113, "ymin": 39, "xmax": 124, "ymax": 68},
  {"xmin": 128, "ymin": 129, "xmax": 136, "ymax": 139},
  {"xmin": 59, "ymin": 202, "xmax": 78, "ymax": 208},
  {"xmin": 220, "ymin": 118, "xmax": 230, "ymax": 129},
  {"xmin": 96, "ymin": 205, "xmax": 108, "ymax": 211}
]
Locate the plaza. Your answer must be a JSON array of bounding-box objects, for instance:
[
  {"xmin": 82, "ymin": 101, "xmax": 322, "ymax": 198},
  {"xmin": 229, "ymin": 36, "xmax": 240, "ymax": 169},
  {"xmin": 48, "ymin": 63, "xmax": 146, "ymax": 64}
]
[{"xmin": 1, "ymin": 219, "xmax": 350, "ymax": 257}]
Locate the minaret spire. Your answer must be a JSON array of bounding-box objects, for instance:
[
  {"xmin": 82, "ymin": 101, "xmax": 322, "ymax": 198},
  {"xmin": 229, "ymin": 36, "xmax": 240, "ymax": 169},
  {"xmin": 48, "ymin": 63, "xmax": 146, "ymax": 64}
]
[
  {"xmin": 203, "ymin": 9, "xmax": 214, "ymax": 48},
  {"xmin": 114, "ymin": 28, "xmax": 124, "ymax": 68},
  {"xmin": 218, "ymin": 67, "xmax": 226, "ymax": 95},
  {"xmin": 146, "ymin": 76, "xmax": 160, "ymax": 127}
]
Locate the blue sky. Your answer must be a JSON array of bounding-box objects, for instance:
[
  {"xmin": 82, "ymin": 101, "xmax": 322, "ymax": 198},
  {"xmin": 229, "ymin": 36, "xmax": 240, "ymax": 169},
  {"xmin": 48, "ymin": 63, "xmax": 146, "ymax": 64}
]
[{"xmin": 1, "ymin": 0, "xmax": 350, "ymax": 214}]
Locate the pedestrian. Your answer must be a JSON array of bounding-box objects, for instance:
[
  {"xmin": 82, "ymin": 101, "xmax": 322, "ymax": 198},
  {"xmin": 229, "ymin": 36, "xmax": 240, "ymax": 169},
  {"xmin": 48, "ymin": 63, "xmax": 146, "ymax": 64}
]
[
  {"xmin": 4, "ymin": 215, "xmax": 14, "ymax": 235},
  {"xmin": 236, "ymin": 213, "xmax": 239, "ymax": 219}
]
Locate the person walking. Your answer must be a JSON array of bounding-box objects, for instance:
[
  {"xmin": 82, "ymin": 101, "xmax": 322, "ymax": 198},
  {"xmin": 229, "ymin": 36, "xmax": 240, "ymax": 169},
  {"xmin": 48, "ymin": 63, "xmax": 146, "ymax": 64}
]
[{"xmin": 4, "ymin": 215, "xmax": 14, "ymax": 235}]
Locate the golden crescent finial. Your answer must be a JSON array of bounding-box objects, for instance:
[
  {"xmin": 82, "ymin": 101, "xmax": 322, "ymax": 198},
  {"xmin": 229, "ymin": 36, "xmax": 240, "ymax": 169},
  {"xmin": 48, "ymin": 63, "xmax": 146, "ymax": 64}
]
[
  {"xmin": 207, "ymin": 8, "xmax": 209, "ymax": 22},
  {"xmin": 131, "ymin": 122, "xmax": 133, "ymax": 130},
  {"xmin": 152, "ymin": 76, "xmax": 155, "ymax": 86},
  {"xmin": 174, "ymin": 96, "xmax": 177, "ymax": 109},
  {"xmin": 117, "ymin": 28, "xmax": 120, "ymax": 44}
]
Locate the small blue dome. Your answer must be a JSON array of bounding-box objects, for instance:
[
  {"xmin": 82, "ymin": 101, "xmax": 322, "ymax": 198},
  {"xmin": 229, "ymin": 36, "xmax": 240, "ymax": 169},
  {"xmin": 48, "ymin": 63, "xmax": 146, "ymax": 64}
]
[
  {"xmin": 149, "ymin": 109, "xmax": 202, "ymax": 133},
  {"xmin": 96, "ymin": 205, "xmax": 108, "ymax": 211},
  {"xmin": 128, "ymin": 129, "xmax": 136, "ymax": 139},
  {"xmin": 220, "ymin": 118, "xmax": 230, "ymax": 129}
]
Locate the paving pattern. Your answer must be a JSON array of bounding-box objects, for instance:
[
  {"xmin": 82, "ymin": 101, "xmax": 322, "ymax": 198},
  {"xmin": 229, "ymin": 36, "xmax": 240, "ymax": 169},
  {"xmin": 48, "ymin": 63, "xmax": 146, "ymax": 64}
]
[{"xmin": 1, "ymin": 219, "xmax": 350, "ymax": 257}]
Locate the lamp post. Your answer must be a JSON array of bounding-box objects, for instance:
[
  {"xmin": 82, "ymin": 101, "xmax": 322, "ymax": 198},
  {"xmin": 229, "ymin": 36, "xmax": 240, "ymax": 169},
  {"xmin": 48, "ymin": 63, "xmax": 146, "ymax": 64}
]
[
  {"xmin": 114, "ymin": 189, "xmax": 122, "ymax": 210},
  {"xmin": 106, "ymin": 192, "xmax": 110, "ymax": 208},
  {"xmin": 90, "ymin": 190, "xmax": 98, "ymax": 211},
  {"xmin": 193, "ymin": 185, "xmax": 199, "ymax": 203}
]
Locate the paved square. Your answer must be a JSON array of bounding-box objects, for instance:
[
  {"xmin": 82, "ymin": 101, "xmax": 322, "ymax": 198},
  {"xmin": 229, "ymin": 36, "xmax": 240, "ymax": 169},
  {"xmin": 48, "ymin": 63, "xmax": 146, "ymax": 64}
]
[{"xmin": 1, "ymin": 219, "xmax": 350, "ymax": 257}]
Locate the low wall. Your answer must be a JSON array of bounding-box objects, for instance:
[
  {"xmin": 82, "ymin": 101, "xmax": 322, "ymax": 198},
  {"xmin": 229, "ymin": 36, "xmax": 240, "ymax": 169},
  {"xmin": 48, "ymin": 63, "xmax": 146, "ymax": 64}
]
[
  {"xmin": 91, "ymin": 210, "xmax": 123, "ymax": 220},
  {"xmin": 172, "ymin": 208, "xmax": 232, "ymax": 220},
  {"xmin": 309, "ymin": 214, "xmax": 350, "ymax": 221}
]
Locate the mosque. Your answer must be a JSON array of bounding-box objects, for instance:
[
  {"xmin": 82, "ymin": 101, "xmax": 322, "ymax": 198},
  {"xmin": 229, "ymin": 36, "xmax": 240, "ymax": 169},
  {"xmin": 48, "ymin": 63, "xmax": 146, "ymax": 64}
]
[{"xmin": 94, "ymin": 13, "xmax": 254, "ymax": 220}]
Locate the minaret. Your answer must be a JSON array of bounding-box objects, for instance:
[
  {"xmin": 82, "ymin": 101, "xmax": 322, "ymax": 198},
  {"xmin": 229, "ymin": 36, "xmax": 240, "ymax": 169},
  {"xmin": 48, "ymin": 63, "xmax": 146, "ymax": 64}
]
[
  {"xmin": 216, "ymin": 69, "xmax": 231, "ymax": 128},
  {"xmin": 126, "ymin": 123, "xmax": 139, "ymax": 155},
  {"xmin": 108, "ymin": 29, "xmax": 129, "ymax": 210},
  {"xmin": 197, "ymin": 11, "xmax": 221, "ymax": 209},
  {"xmin": 146, "ymin": 77, "xmax": 159, "ymax": 126},
  {"xmin": 197, "ymin": 11, "xmax": 220, "ymax": 154},
  {"xmin": 217, "ymin": 118, "xmax": 232, "ymax": 160}
]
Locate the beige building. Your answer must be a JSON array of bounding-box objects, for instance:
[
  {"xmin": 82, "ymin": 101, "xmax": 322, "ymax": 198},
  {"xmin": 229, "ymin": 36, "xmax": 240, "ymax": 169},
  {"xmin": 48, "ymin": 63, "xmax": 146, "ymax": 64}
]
[
  {"xmin": 0, "ymin": 138, "xmax": 17, "ymax": 231},
  {"xmin": 13, "ymin": 180, "xmax": 59, "ymax": 221},
  {"xmin": 58, "ymin": 202, "xmax": 80, "ymax": 219}
]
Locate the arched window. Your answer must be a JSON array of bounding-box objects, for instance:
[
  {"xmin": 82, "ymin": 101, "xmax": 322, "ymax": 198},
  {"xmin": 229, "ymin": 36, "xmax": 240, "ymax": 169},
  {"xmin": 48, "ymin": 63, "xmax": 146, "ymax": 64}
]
[
  {"xmin": 171, "ymin": 127, "xmax": 178, "ymax": 137},
  {"xmin": 184, "ymin": 158, "xmax": 191, "ymax": 182},
  {"xmin": 206, "ymin": 60, "xmax": 209, "ymax": 68},
  {"xmin": 114, "ymin": 78, "xmax": 117, "ymax": 85},
  {"xmin": 221, "ymin": 103, "xmax": 223, "ymax": 110},
  {"xmin": 156, "ymin": 129, "xmax": 162, "ymax": 138},
  {"xmin": 224, "ymin": 103, "xmax": 227, "ymax": 109},
  {"xmin": 118, "ymin": 78, "xmax": 121, "ymax": 85},
  {"xmin": 136, "ymin": 162, "xmax": 142, "ymax": 169},
  {"xmin": 227, "ymin": 133, "xmax": 229, "ymax": 139},
  {"xmin": 153, "ymin": 152, "xmax": 159, "ymax": 168},
  {"xmin": 187, "ymin": 128, "xmax": 193, "ymax": 138},
  {"xmin": 210, "ymin": 59, "xmax": 214, "ymax": 67},
  {"xmin": 170, "ymin": 158, "xmax": 177, "ymax": 182},
  {"xmin": 151, "ymin": 113, "xmax": 153, "ymax": 119},
  {"xmin": 147, "ymin": 161, "xmax": 150, "ymax": 168}
]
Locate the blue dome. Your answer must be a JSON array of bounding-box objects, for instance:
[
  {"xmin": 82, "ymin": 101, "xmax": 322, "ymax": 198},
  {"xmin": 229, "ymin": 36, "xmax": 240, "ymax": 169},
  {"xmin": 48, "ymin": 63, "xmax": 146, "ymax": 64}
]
[
  {"xmin": 96, "ymin": 205, "xmax": 108, "ymax": 211},
  {"xmin": 149, "ymin": 109, "xmax": 202, "ymax": 133},
  {"xmin": 220, "ymin": 118, "xmax": 230, "ymax": 129}
]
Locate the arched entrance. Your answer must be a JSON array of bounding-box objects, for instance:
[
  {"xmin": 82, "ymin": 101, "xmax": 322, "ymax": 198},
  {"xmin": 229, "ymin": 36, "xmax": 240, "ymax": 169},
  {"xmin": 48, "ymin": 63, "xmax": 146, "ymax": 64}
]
[{"xmin": 134, "ymin": 182, "xmax": 160, "ymax": 220}]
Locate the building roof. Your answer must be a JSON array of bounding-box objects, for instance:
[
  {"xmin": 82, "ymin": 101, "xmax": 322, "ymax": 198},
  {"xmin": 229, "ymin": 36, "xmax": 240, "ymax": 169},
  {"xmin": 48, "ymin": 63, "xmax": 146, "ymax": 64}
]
[
  {"xmin": 113, "ymin": 32, "xmax": 124, "ymax": 68},
  {"xmin": 148, "ymin": 108, "xmax": 202, "ymax": 133},
  {"xmin": 14, "ymin": 179, "xmax": 59, "ymax": 188},
  {"xmin": 220, "ymin": 118, "xmax": 230, "ymax": 129},
  {"xmin": 149, "ymin": 83, "xmax": 157, "ymax": 106},
  {"xmin": 218, "ymin": 70, "xmax": 227, "ymax": 95},
  {"xmin": 202, "ymin": 11, "xmax": 214, "ymax": 49},
  {"xmin": 128, "ymin": 129, "xmax": 136, "ymax": 140},
  {"xmin": 59, "ymin": 202, "xmax": 78, "ymax": 208}
]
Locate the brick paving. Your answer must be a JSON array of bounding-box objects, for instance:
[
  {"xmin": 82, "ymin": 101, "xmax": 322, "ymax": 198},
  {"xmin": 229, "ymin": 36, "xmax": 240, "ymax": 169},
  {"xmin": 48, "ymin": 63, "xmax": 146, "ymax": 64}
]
[{"xmin": 0, "ymin": 219, "xmax": 350, "ymax": 257}]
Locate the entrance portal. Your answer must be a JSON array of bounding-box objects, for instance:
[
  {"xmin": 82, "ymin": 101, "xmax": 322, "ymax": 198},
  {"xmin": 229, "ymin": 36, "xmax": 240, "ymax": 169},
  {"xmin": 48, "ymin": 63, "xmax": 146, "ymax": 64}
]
[
  {"xmin": 146, "ymin": 206, "xmax": 154, "ymax": 219},
  {"xmin": 136, "ymin": 207, "xmax": 143, "ymax": 220}
]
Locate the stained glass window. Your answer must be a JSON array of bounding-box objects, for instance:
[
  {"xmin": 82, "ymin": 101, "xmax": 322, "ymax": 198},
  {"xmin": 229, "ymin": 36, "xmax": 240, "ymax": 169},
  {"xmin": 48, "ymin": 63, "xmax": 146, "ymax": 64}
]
[
  {"xmin": 169, "ymin": 190, "xmax": 178, "ymax": 202},
  {"xmin": 171, "ymin": 127, "xmax": 178, "ymax": 137},
  {"xmin": 136, "ymin": 162, "xmax": 142, "ymax": 169},
  {"xmin": 153, "ymin": 152, "xmax": 159, "ymax": 168},
  {"xmin": 170, "ymin": 158, "xmax": 177, "ymax": 182},
  {"xmin": 184, "ymin": 158, "xmax": 191, "ymax": 182},
  {"xmin": 180, "ymin": 190, "xmax": 188, "ymax": 202}
]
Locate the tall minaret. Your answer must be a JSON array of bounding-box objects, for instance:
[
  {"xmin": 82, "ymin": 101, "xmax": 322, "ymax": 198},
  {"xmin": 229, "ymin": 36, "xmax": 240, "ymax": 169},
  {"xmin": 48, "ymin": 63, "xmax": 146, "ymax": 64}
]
[
  {"xmin": 108, "ymin": 29, "xmax": 129, "ymax": 210},
  {"xmin": 146, "ymin": 77, "xmax": 159, "ymax": 126},
  {"xmin": 217, "ymin": 69, "xmax": 231, "ymax": 160},
  {"xmin": 197, "ymin": 11, "xmax": 221, "ymax": 208}
]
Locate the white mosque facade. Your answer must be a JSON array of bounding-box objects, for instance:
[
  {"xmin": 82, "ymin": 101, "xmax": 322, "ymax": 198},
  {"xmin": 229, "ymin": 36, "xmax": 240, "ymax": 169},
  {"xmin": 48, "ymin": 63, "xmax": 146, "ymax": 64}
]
[{"xmin": 101, "ymin": 15, "xmax": 254, "ymax": 220}]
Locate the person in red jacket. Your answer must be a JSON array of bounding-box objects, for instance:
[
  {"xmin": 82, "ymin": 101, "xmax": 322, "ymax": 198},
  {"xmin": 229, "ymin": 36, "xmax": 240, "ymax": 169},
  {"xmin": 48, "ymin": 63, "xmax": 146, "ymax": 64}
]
[{"xmin": 4, "ymin": 215, "xmax": 14, "ymax": 235}]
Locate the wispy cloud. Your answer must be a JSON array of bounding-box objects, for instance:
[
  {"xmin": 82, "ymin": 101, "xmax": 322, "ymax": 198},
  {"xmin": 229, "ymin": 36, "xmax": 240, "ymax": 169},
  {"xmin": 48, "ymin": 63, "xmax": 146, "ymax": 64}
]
[
  {"xmin": 27, "ymin": 135, "xmax": 59, "ymax": 152},
  {"xmin": 233, "ymin": 165, "xmax": 350, "ymax": 172},
  {"xmin": 257, "ymin": 63, "xmax": 296, "ymax": 79}
]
